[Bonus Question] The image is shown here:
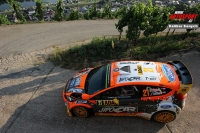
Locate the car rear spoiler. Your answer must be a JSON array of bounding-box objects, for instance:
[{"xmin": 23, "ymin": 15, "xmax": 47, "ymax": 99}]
[{"xmin": 167, "ymin": 61, "xmax": 193, "ymax": 95}]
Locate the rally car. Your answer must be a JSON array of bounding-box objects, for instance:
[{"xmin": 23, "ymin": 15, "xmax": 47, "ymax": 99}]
[{"xmin": 62, "ymin": 60, "xmax": 192, "ymax": 123}]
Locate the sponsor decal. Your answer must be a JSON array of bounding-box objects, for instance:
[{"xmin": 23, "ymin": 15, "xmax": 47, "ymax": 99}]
[
  {"xmin": 160, "ymin": 105, "xmax": 171, "ymax": 109},
  {"xmin": 97, "ymin": 98, "xmax": 119, "ymax": 106},
  {"xmin": 148, "ymin": 87, "xmax": 163, "ymax": 96},
  {"xmin": 119, "ymin": 62, "xmax": 139, "ymax": 64},
  {"xmin": 99, "ymin": 106, "xmax": 137, "ymax": 113},
  {"xmin": 143, "ymin": 68, "xmax": 154, "ymax": 72},
  {"xmin": 143, "ymin": 87, "xmax": 167, "ymax": 97},
  {"xmin": 70, "ymin": 78, "xmax": 76, "ymax": 88},
  {"xmin": 74, "ymin": 68, "xmax": 90, "ymax": 78},
  {"xmin": 137, "ymin": 65, "xmax": 143, "ymax": 75},
  {"xmin": 69, "ymin": 78, "xmax": 81, "ymax": 87},
  {"xmin": 145, "ymin": 76, "xmax": 156, "ymax": 80},
  {"xmin": 75, "ymin": 100, "xmax": 87, "ymax": 104},
  {"xmin": 169, "ymin": 11, "xmax": 198, "ymax": 21},
  {"xmin": 68, "ymin": 88, "xmax": 83, "ymax": 93},
  {"xmin": 168, "ymin": 11, "xmax": 199, "ymax": 29},
  {"xmin": 113, "ymin": 68, "xmax": 119, "ymax": 72},
  {"xmin": 168, "ymin": 24, "xmax": 199, "ymax": 29},
  {"xmin": 108, "ymin": 96, "xmax": 131, "ymax": 99},
  {"xmin": 65, "ymin": 102, "xmax": 68, "ymax": 106},
  {"xmin": 74, "ymin": 78, "xmax": 81, "ymax": 86},
  {"xmin": 177, "ymin": 84, "xmax": 193, "ymax": 95},
  {"xmin": 144, "ymin": 62, "xmax": 154, "ymax": 65},
  {"xmin": 162, "ymin": 64, "xmax": 175, "ymax": 82},
  {"xmin": 119, "ymin": 76, "xmax": 141, "ymax": 82},
  {"xmin": 143, "ymin": 89, "xmax": 150, "ymax": 97}
]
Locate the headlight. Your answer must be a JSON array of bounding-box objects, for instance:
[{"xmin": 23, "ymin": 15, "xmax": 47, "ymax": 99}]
[{"xmin": 66, "ymin": 96, "xmax": 76, "ymax": 102}]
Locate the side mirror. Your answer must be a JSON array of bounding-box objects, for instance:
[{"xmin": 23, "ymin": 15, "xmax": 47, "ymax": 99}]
[{"xmin": 82, "ymin": 93, "xmax": 90, "ymax": 100}]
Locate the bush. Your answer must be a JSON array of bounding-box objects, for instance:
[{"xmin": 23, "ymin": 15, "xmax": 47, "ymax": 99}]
[
  {"xmin": 50, "ymin": 33, "xmax": 200, "ymax": 69},
  {"xmin": 66, "ymin": 9, "xmax": 79, "ymax": 21},
  {"xmin": 0, "ymin": 14, "xmax": 11, "ymax": 25}
]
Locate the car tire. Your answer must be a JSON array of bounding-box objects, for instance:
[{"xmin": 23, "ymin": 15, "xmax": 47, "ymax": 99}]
[
  {"xmin": 153, "ymin": 111, "xmax": 176, "ymax": 123},
  {"xmin": 72, "ymin": 106, "xmax": 90, "ymax": 118}
]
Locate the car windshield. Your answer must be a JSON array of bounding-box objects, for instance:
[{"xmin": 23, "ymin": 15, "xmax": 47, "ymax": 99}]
[{"xmin": 85, "ymin": 64, "xmax": 111, "ymax": 94}]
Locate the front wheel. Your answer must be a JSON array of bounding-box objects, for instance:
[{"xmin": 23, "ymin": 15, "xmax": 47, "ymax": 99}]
[
  {"xmin": 72, "ymin": 106, "xmax": 90, "ymax": 118},
  {"xmin": 153, "ymin": 111, "xmax": 176, "ymax": 123}
]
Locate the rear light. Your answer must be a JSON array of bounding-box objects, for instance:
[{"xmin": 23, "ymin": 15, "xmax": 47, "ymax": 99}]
[{"xmin": 175, "ymin": 93, "xmax": 187, "ymax": 101}]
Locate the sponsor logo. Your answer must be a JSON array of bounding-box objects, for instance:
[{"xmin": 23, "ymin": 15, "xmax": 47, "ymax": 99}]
[
  {"xmin": 69, "ymin": 78, "xmax": 81, "ymax": 87},
  {"xmin": 113, "ymin": 68, "xmax": 119, "ymax": 72},
  {"xmin": 68, "ymin": 88, "xmax": 83, "ymax": 93},
  {"xmin": 108, "ymin": 96, "xmax": 131, "ymax": 99},
  {"xmin": 119, "ymin": 62, "xmax": 139, "ymax": 64},
  {"xmin": 144, "ymin": 62, "xmax": 154, "ymax": 65},
  {"xmin": 145, "ymin": 76, "xmax": 156, "ymax": 80},
  {"xmin": 143, "ymin": 68, "xmax": 154, "ymax": 72},
  {"xmin": 137, "ymin": 65, "xmax": 143, "ymax": 75},
  {"xmin": 76, "ymin": 100, "xmax": 87, "ymax": 104},
  {"xmin": 97, "ymin": 98, "xmax": 119, "ymax": 106},
  {"xmin": 119, "ymin": 76, "xmax": 141, "ymax": 82},
  {"xmin": 168, "ymin": 11, "xmax": 199, "ymax": 29},
  {"xmin": 74, "ymin": 78, "xmax": 81, "ymax": 86},
  {"xmin": 74, "ymin": 69, "xmax": 90, "ymax": 78},
  {"xmin": 162, "ymin": 64, "xmax": 175, "ymax": 82},
  {"xmin": 160, "ymin": 105, "xmax": 171, "ymax": 109},
  {"xmin": 169, "ymin": 11, "xmax": 198, "ymax": 22},
  {"xmin": 99, "ymin": 106, "xmax": 137, "ymax": 113},
  {"xmin": 70, "ymin": 79, "xmax": 76, "ymax": 87},
  {"xmin": 168, "ymin": 24, "xmax": 199, "ymax": 29}
]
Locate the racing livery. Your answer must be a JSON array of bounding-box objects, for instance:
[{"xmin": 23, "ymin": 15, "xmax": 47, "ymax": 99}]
[{"xmin": 62, "ymin": 61, "xmax": 192, "ymax": 123}]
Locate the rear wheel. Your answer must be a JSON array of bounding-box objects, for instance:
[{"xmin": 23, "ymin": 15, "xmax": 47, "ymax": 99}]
[
  {"xmin": 153, "ymin": 111, "xmax": 176, "ymax": 123},
  {"xmin": 72, "ymin": 106, "xmax": 90, "ymax": 118}
]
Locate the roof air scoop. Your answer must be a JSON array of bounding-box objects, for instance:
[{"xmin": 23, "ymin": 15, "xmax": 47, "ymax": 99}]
[{"xmin": 120, "ymin": 65, "xmax": 131, "ymax": 73}]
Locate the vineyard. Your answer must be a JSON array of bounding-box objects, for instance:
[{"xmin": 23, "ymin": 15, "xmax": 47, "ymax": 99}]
[{"xmin": 1, "ymin": 0, "xmax": 200, "ymax": 40}]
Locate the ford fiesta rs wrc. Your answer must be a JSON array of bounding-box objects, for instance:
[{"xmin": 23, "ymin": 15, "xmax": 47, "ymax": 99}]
[{"xmin": 62, "ymin": 61, "xmax": 192, "ymax": 123}]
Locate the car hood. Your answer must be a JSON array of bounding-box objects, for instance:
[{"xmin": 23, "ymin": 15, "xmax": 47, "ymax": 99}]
[{"xmin": 66, "ymin": 68, "xmax": 92, "ymax": 93}]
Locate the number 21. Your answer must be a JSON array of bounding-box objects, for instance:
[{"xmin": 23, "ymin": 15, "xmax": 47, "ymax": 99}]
[{"xmin": 143, "ymin": 89, "xmax": 150, "ymax": 97}]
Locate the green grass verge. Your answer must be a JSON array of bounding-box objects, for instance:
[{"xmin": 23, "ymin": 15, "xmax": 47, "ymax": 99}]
[{"xmin": 50, "ymin": 32, "xmax": 200, "ymax": 69}]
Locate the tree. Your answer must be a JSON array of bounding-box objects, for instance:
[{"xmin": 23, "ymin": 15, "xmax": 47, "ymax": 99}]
[
  {"xmin": 6, "ymin": 0, "xmax": 26, "ymax": 22},
  {"xmin": 116, "ymin": 1, "xmax": 150, "ymax": 45},
  {"xmin": 55, "ymin": 0, "xmax": 64, "ymax": 21},
  {"xmin": 35, "ymin": 0, "xmax": 44, "ymax": 21},
  {"xmin": 143, "ymin": 4, "xmax": 173, "ymax": 37},
  {"xmin": 114, "ymin": 5, "xmax": 126, "ymax": 19}
]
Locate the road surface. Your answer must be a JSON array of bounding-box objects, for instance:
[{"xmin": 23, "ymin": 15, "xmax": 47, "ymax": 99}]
[{"xmin": 0, "ymin": 20, "xmax": 199, "ymax": 57}]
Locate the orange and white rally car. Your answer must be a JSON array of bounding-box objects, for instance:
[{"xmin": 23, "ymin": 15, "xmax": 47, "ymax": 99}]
[{"xmin": 62, "ymin": 61, "xmax": 192, "ymax": 123}]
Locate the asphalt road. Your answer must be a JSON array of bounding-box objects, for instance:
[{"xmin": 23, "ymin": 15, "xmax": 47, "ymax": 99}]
[
  {"xmin": 0, "ymin": 20, "xmax": 120, "ymax": 57},
  {"xmin": 0, "ymin": 20, "xmax": 200, "ymax": 57},
  {"xmin": 1, "ymin": 50, "xmax": 200, "ymax": 133},
  {"xmin": 0, "ymin": 20, "xmax": 200, "ymax": 133}
]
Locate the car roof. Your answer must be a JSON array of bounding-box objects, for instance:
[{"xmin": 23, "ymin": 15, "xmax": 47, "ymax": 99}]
[{"xmin": 110, "ymin": 61, "xmax": 177, "ymax": 88}]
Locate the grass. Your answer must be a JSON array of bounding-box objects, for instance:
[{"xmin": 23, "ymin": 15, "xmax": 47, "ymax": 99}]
[{"xmin": 50, "ymin": 32, "xmax": 200, "ymax": 69}]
